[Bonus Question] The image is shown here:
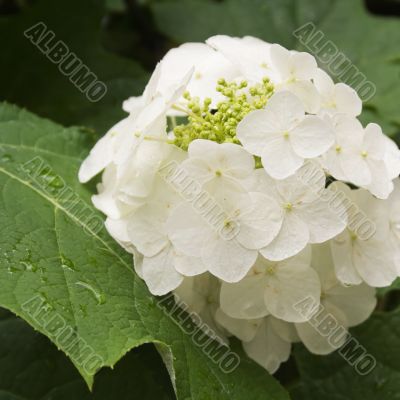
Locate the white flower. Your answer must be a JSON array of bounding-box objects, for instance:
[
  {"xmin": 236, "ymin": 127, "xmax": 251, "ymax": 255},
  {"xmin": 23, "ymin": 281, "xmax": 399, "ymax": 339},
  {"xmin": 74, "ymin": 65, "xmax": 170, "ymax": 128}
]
[
  {"xmin": 313, "ymin": 68, "xmax": 362, "ymax": 117},
  {"xmin": 174, "ymin": 274, "xmax": 226, "ymax": 339},
  {"xmin": 79, "ymin": 63, "xmax": 191, "ymax": 183},
  {"xmin": 207, "ymin": 39, "xmax": 320, "ymax": 112},
  {"xmin": 385, "ymin": 179, "xmax": 400, "ymax": 272},
  {"xmin": 358, "ymin": 123, "xmax": 397, "ymax": 199},
  {"xmin": 322, "ymin": 114, "xmax": 369, "ymax": 186},
  {"xmin": 324, "ymin": 118, "xmax": 400, "ymax": 199},
  {"xmin": 383, "ymin": 135, "xmax": 400, "ymax": 180},
  {"xmin": 166, "ymin": 187, "xmax": 283, "ymax": 282},
  {"xmin": 180, "ymin": 139, "xmax": 256, "ymax": 194},
  {"xmin": 269, "ymin": 44, "xmax": 320, "ymax": 113},
  {"xmin": 237, "ymin": 91, "xmax": 334, "ymax": 180},
  {"xmin": 91, "ymin": 142, "xmax": 182, "ymax": 219},
  {"xmin": 79, "ymin": 35, "xmax": 400, "ymax": 376},
  {"xmin": 124, "ymin": 178, "xmax": 186, "ymax": 295},
  {"xmin": 256, "ymin": 165, "xmax": 346, "ymax": 261},
  {"xmin": 124, "ymin": 43, "xmax": 240, "ymax": 114},
  {"xmin": 219, "ymin": 248, "xmax": 321, "ymax": 322},
  {"xmin": 215, "ymin": 311, "xmax": 295, "ymax": 374},
  {"xmin": 295, "ymin": 243, "xmax": 376, "ymax": 355},
  {"xmin": 269, "ymin": 44, "xmax": 317, "ymax": 83},
  {"xmin": 329, "ymin": 182, "xmax": 398, "ymax": 287},
  {"xmin": 122, "ymin": 61, "xmax": 164, "ymax": 115},
  {"xmin": 206, "ymin": 35, "xmax": 272, "ymax": 82}
]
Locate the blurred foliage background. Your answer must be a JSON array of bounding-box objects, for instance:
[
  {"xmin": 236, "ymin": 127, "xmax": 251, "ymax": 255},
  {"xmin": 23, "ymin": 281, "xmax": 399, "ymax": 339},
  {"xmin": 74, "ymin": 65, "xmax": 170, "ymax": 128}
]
[{"xmin": 0, "ymin": 0, "xmax": 399, "ymax": 399}]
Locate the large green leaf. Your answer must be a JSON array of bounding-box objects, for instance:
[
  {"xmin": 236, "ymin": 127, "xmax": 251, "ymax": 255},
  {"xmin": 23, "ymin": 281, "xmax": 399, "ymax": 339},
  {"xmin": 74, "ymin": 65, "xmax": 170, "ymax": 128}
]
[
  {"xmin": 0, "ymin": 0, "xmax": 148, "ymax": 133},
  {"xmin": 0, "ymin": 102, "xmax": 289, "ymax": 400},
  {"xmin": 291, "ymin": 309, "xmax": 400, "ymax": 400},
  {"xmin": 0, "ymin": 311, "xmax": 175, "ymax": 400},
  {"xmin": 150, "ymin": 0, "xmax": 400, "ymax": 135}
]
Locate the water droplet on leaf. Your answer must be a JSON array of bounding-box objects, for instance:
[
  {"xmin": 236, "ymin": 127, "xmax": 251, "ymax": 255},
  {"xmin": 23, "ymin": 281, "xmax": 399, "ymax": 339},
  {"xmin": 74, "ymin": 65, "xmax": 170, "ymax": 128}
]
[{"xmin": 75, "ymin": 281, "xmax": 106, "ymax": 305}]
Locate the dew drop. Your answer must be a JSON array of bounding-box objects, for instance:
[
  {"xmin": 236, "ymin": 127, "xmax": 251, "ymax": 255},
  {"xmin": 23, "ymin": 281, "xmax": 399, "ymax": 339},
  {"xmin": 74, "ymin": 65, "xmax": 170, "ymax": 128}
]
[
  {"xmin": 21, "ymin": 260, "xmax": 38, "ymax": 272},
  {"xmin": 75, "ymin": 281, "xmax": 106, "ymax": 305},
  {"xmin": 61, "ymin": 254, "xmax": 77, "ymax": 272}
]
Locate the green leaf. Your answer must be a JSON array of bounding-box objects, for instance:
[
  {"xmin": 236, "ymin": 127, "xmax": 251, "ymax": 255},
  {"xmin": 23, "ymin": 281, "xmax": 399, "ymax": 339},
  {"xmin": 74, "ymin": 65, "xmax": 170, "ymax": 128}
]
[
  {"xmin": 0, "ymin": 310, "xmax": 175, "ymax": 400},
  {"xmin": 150, "ymin": 0, "xmax": 400, "ymax": 135},
  {"xmin": 0, "ymin": 0, "xmax": 148, "ymax": 133},
  {"xmin": 0, "ymin": 102, "xmax": 289, "ymax": 400},
  {"xmin": 292, "ymin": 309, "xmax": 400, "ymax": 400}
]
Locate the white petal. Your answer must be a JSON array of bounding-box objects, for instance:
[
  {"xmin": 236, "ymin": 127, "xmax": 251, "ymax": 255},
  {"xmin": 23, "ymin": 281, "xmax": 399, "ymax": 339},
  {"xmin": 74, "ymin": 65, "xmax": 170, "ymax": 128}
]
[
  {"xmin": 384, "ymin": 136, "xmax": 400, "ymax": 180},
  {"xmin": 104, "ymin": 217, "xmax": 137, "ymax": 254},
  {"xmin": 354, "ymin": 240, "xmax": 398, "ymax": 287},
  {"xmin": 122, "ymin": 95, "xmax": 144, "ymax": 114},
  {"xmin": 261, "ymin": 136, "xmax": 304, "ymax": 180},
  {"xmin": 261, "ymin": 211, "xmax": 309, "ymax": 261},
  {"xmin": 79, "ymin": 117, "xmax": 131, "ymax": 182},
  {"xmin": 166, "ymin": 203, "xmax": 209, "ymax": 258},
  {"xmin": 340, "ymin": 153, "xmax": 371, "ymax": 187},
  {"xmin": 325, "ymin": 283, "xmax": 376, "ymax": 327},
  {"xmin": 364, "ymin": 123, "xmax": 386, "ymax": 159},
  {"xmin": 174, "ymin": 253, "xmax": 208, "ymax": 276},
  {"xmin": 297, "ymin": 196, "xmax": 346, "ymax": 243},
  {"xmin": 206, "ymin": 35, "xmax": 271, "ymax": 81},
  {"xmin": 270, "ymin": 317, "xmax": 300, "ymax": 343},
  {"xmin": 91, "ymin": 165, "xmax": 128, "ymax": 219},
  {"xmin": 295, "ymin": 302, "xmax": 348, "ymax": 355},
  {"xmin": 334, "ymin": 83, "xmax": 362, "ymax": 117},
  {"xmin": 220, "ymin": 275, "xmax": 269, "ymax": 319},
  {"xmin": 364, "ymin": 159, "xmax": 393, "ymax": 199},
  {"xmin": 215, "ymin": 309, "xmax": 262, "ymax": 342},
  {"xmin": 330, "ymin": 232, "xmax": 363, "ymax": 285},
  {"xmin": 269, "ymin": 44, "xmax": 292, "ymax": 80},
  {"xmin": 290, "ymin": 115, "xmax": 334, "ymax": 158},
  {"xmin": 264, "ymin": 91, "xmax": 305, "ymax": 129},
  {"xmin": 236, "ymin": 192, "xmax": 283, "ymax": 249},
  {"xmin": 291, "ymin": 51, "xmax": 318, "ymax": 80},
  {"xmin": 264, "ymin": 261, "xmax": 321, "ymax": 322},
  {"xmin": 204, "ymin": 236, "xmax": 257, "ymax": 282},
  {"xmin": 180, "ymin": 157, "xmax": 214, "ymax": 185},
  {"xmin": 283, "ymin": 80, "xmax": 321, "ymax": 114},
  {"xmin": 185, "ymin": 139, "xmax": 255, "ymax": 184},
  {"xmin": 142, "ymin": 246, "xmax": 183, "ymax": 295},
  {"xmin": 236, "ymin": 109, "xmax": 281, "ymax": 156},
  {"xmin": 314, "ymin": 68, "xmax": 335, "ymax": 98},
  {"xmin": 274, "ymin": 162, "xmax": 325, "ymax": 204},
  {"xmin": 160, "ymin": 42, "xmax": 238, "ymax": 107},
  {"xmin": 133, "ymin": 249, "xmax": 144, "ymax": 278},
  {"xmin": 243, "ymin": 318, "xmax": 291, "ymax": 374},
  {"xmin": 127, "ymin": 204, "xmax": 169, "ymax": 257}
]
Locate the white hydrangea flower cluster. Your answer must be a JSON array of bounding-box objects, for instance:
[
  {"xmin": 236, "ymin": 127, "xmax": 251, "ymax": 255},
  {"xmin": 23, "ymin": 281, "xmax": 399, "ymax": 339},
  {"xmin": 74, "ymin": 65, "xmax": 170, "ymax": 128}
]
[{"xmin": 79, "ymin": 36, "xmax": 400, "ymax": 374}]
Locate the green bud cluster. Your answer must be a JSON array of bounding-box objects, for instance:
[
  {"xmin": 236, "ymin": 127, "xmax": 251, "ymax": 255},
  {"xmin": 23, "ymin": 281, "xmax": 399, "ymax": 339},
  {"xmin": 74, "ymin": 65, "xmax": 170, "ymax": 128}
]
[{"xmin": 173, "ymin": 77, "xmax": 274, "ymax": 150}]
